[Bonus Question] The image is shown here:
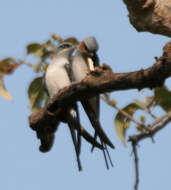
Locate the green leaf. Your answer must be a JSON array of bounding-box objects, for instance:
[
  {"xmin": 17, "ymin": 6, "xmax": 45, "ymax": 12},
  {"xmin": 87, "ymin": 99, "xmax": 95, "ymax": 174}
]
[
  {"xmin": 0, "ymin": 57, "xmax": 18, "ymax": 74},
  {"xmin": 154, "ymin": 86, "xmax": 171, "ymax": 111},
  {"xmin": 115, "ymin": 113, "xmax": 127, "ymax": 146},
  {"xmin": 42, "ymin": 64, "xmax": 48, "ymax": 72},
  {"xmin": 33, "ymin": 62, "xmax": 42, "ymax": 73},
  {"xmin": 44, "ymin": 40, "xmax": 53, "ymax": 47},
  {"xmin": 51, "ymin": 33, "xmax": 63, "ymax": 43},
  {"xmin": 27, "ymin": 43, "xmax": 42, "ymax": 54},
  {"xmin": 0, "ymin": 57, "xmax": 19, "ymax": 101},
  {"xmin": 64, "ymin": 37, "xmax": 79, "ymax": 45},
  {"xmin": 133, "ymin": 99, "xmax": 147, "ymax": 110},
  {"xmin": 28, "ymin": 77, "xmax": 49, "ymax": 113},
  {"xmin": 43, "ymin": 92, "xmax": 49, "ymax": 106},
  {"xmin": 0, "ymin": 73, "xmax": 13, "ymax": 101},
  {"xmin": 140, "ymin": 115, "xmax": 146, "ymax": 123},
  {"xmin": 34, "ymin": 47, "xmax": 44, "ymax": 57},
  {"xmin": 27, "ymin": 42, "xmax": 54, "ymax": 58},
  {"xmin": 114, "ymin": 103, "xmax": 144, "ymax": 146},
  {"xmin": 41, "ymin": 50, "xmax": 54, "ymax": 59},
  {"xmin": 0, "ymin": 57, "xmax": 16, "ymax": 65}
]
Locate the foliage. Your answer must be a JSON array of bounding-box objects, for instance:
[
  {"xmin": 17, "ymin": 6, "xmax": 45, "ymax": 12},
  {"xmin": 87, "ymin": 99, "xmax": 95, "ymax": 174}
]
[
  {"xmin": 104, "ymin": 87, "xmax": 171, "ymax": 145},
  {"xmin": 0, "ymin": 57, "xmax": 19, "ymax": 101},
  {"xmin": 0, "ymin": 34, "xmax": 171, "ymax": 190},
  {"xmin": 0, "ymin": 34, "xmax": 79, "ymax": 112},
  {"xmin": 154, "ymin": 86, "xmax": 171, "ymax": 111},
  {"xmin": 1, "ymin": 34, "xmax": 170, "ymax": 147},
  {"xmin": 114, "ymin": 102, "xmax": 145, "ymax": 146},
  {"xmin": 28, "ymin": 77, "xmax": 48, "ymax": 113}
]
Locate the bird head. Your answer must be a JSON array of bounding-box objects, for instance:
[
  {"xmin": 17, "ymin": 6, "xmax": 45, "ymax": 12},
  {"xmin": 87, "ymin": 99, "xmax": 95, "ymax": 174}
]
[
  {"xmin": 79, "ymin": 36, "xmax": 99, "ymax": 57},
  {"xmin": 55, "ymin": 42, "xmax": 76, "ymax": 57}
]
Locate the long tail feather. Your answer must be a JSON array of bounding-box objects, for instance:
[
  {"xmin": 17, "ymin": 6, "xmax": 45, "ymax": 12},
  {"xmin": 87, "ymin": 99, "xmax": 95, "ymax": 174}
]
[
  {"xmin": 67, "ymin": 114, "xmax": 82, "ymax": 171},
  {"xmin": 100, "ymin": 140, "xmax": 109, "ymax": 170},
  {"xmin": 68, "ymin": 107, "xmax": 103, "ymax": 150},
  {"xmin": 81, "ymin": 100, "xmax": 114, "ymax": 149},
  {"xmin": 80, "ymin": 126, "xmax": 103, "ymax": 150},
  {"xmin": 104, "ymin": 143, "xmax": 114, "ymax": 167},
  {"xmin": 91, "ymin": 132, "xmax": 97, "ymax": 152},
  {"xmin": 75, "ymin": 104, "xmax": 81, "ymax": 156}
]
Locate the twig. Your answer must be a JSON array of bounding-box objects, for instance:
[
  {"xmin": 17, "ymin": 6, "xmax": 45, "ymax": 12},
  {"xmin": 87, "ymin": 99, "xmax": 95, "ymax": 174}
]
[
  {"xmin": 18, "ymin": 59, "xmax": 33, "ymax": 68},
  {"xmin": 149, "ymin": 111, "xmax": 171, "ymax": 129},
  {"xmin": 129, "ymin": 112, "xmax": 171, "ymax": 143},
  {"xmin": 102, "ymin": 95, "xmax": 144, "ymax": 127},
  {"xmin": 141, "ymin": 90, "xmax": 157, "ymax": 119},
  {"xmin": 146, "ymin": 107, "xmax": 157, "ymax": 119},
  {"xmin": 129, "ymin": 112, "xmax": 171, "ymax": 190},
  {"xmin": 132, "ymin": 141, "xmax": 139, "ymax": 190}
]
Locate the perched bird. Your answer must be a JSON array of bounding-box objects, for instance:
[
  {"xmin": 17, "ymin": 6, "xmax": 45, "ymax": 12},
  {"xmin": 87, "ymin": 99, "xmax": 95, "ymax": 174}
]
[
  {"xmin": 43, "ymin": 42, "xmax": 103, "ymax": 171},
  {"xmin": 71, "ymin": 37, "xmax": 114, "ymax": 168}
]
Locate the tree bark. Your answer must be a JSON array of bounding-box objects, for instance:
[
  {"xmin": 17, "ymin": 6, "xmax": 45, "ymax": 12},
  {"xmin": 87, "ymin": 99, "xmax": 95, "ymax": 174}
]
[{"xmin": 123, "ymin": 0, "xmax": 171, "ymax": 37}]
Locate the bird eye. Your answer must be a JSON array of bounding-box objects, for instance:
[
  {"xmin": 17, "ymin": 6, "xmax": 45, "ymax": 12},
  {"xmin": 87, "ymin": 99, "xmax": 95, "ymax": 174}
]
[
  {"xmin": 65, "ymin": 44, "xmax": 71, "ymax": 48},
  {"xmin": 59, "ymin": 43, "xmax": 72, "ymax": 49}
]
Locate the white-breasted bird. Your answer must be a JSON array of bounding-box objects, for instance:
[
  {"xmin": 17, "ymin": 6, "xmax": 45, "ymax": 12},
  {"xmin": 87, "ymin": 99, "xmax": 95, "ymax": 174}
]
[
  {"xmin": 71, "ymin": 37, "xmax": 114, "ymax": 168},
  {"xmin": 43, "ymin": 42, "xmax": 103, "ymax": 171}
]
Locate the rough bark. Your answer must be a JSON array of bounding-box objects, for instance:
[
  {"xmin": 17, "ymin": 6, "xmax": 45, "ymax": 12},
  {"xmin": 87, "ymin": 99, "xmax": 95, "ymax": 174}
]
[{"xmin": 123, "ymin": 0, "xmax": 171, "ymax": 37}]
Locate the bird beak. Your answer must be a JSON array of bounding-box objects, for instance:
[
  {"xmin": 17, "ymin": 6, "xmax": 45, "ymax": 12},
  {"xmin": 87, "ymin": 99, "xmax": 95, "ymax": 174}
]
[
  {"xmin": 87, "ymin": 57, "xmax": 95, "ymax": 71},
  {"xmin": 79, "ymin": 41, "xmax": 95, "ymax": 71}
]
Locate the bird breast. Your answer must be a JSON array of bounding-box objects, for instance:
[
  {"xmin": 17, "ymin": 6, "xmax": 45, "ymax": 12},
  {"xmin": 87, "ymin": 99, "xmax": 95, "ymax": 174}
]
[
  {"xmin": 45, "ymin": 57, "xmax": 71, "ymax": 98},
  {"xmin": 72, "ymin": 56, "xmax": 90, "ymax": 82}
]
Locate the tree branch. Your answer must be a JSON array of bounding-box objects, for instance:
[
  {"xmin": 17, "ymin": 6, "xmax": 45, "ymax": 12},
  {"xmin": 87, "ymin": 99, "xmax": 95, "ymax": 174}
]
[
  {"xmin": 132, "ymin": 141, "xmax": 139, "ymax": 190},
  {"xmin": 102, "ymin": 94, "xmax": 144, "ymax": 127},
  {"xmin": 123, "ymin": 0, "xmax": 171, "ymax": 37},
  {"xmin": 129, "ymin": 111, "xmax": 171, "ymax": 144},
  {"xmin": 129, "ymin": 111, "xmax": 171, "ymax": 190},
  {"xmin": 28, "ymin": 42, "xmax": 171, "ymax": 151}
]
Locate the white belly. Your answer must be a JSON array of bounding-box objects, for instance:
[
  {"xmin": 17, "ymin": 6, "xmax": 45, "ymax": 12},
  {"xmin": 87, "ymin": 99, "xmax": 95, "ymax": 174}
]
[
  {"xmin": 45, "ymin": 63, "xmax": 71, "ymax": 98},
  {"xmin": 72, "ymin": 56, "xmax": 89, "ymax": 82}
]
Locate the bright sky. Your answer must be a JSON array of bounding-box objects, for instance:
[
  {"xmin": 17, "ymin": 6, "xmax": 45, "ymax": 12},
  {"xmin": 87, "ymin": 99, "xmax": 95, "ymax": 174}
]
[{"xmin": 0, "ymin": 0, "xmax": 171, "ymax": 190}]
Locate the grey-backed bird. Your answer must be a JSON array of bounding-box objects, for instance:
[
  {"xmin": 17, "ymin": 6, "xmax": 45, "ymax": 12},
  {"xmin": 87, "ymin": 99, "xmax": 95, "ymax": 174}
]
[
  {"xmin": 43, "ymin": 42, "xmax": 103, "ymax": 171},
  {"xmin": 71, "ymin": 37, "xmax": 114, "ymax": 168}
]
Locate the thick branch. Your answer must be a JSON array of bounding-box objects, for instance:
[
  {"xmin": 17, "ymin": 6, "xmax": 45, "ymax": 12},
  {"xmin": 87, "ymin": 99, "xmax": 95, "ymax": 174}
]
[
  {"xmin": 123, "ymin": 0, "xmax": 171, "ymax": 37},
  {"xmin": 29, "ymin": 42, "xmax": 171, "ymax": 136}
]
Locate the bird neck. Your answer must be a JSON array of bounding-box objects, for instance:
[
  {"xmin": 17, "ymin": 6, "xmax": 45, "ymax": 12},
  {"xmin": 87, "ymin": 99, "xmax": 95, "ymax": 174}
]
[
  {"xmin": 56, "ymin": 51, "xmax": 70, "ymax": 58},
  {"xmin": 77, "ymin": 50, "xmax": 90, "ymax": 62}
]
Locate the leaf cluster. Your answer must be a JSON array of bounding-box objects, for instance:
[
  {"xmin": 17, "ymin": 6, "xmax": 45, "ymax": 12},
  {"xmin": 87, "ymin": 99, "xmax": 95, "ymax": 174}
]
[
  {"xmin": 0, "ymin": 57, "xmax": 19, "ymax": 101},
  {"xmin": 103, "ymin": 86, "xmax": 171, "ymax": 145}
]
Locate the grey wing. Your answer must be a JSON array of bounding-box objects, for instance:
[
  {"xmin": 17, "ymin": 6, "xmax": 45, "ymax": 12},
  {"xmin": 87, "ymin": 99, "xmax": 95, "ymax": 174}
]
[
  {"xmin": 64, "ymin": 62, "xmax": 74, "ymax": 82},
  {"xmin": 96, "ymin": 95, "xmax": 100, "ymax": 119},
  {"xmin": 88, "ymin": 96, "xmax": 100, "ymax": 119}
]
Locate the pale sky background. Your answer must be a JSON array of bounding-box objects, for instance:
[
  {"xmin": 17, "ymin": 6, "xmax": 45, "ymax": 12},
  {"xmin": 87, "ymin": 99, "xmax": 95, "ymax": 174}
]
[{"xmin": 0, "ymin": 0, "xmax": 171, "ymax": 190}]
